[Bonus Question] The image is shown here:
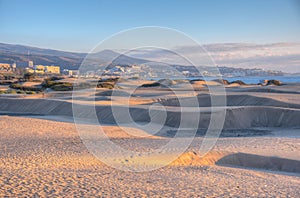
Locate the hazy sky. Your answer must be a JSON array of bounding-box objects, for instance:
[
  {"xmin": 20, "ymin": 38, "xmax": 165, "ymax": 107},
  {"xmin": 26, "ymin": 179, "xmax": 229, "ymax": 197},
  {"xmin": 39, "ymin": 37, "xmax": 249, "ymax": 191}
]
[{"xmin": 0, "ymin": 0, "xmax": 300, "ymax": 52}]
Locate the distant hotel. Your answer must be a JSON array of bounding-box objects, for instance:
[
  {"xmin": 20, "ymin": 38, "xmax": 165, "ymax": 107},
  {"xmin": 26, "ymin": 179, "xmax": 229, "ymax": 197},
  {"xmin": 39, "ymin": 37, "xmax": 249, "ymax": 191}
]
[
  {"xmin": 0, "ymin": 60, "xmax": 83, "ymax": 77},
  {"xmin": 0, "ymin": 63, "xmax": 17, "ymax": 73},
  {"xmin": 62, "ymin": 69, "xmax": 80, "ymax": 77},
  {"xmin": 26, "ymin": 64, "xmax": 60, "ymax": 75},
  {"xmin": 18, "ymin": 60, "xmax": 60, "ymax": 75}
]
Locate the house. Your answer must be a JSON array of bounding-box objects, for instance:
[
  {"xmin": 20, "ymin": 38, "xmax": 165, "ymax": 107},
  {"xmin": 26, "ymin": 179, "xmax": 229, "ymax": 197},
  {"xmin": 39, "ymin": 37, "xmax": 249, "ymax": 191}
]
[{"xmin": 0, "ymin": 63, "xmax": 11, "ymax": 73}]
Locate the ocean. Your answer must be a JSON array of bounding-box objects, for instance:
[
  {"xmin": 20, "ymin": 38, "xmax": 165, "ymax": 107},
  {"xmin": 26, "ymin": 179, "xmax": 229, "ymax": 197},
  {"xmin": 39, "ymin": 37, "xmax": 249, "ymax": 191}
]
[
  {"xmin": 187, "ymin": 76, "xmax": 300, "ymax": 84},
  {"xmin": 149, "ymin": 75, "xmax": 300, "ymax": 84},
  {"xmin": 220, "ymin": 76, "xmax": 300, "ymax": 84}
]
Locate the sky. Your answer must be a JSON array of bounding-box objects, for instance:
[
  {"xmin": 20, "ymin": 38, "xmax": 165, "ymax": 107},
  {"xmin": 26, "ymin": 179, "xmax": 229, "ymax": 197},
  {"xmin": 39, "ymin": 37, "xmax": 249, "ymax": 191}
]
[
  {"xmin": 128, "ymin": 43, "xmax": 300, "ymax": 73},
  {"xmin": 0, "ymin": 0, "xmax": 300, "ymax": 52}
]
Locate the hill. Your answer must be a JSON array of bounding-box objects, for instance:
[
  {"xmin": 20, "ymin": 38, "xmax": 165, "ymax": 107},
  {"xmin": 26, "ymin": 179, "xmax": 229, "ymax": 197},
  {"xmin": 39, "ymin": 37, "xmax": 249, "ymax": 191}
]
[{"xmin": 0, "ymin": 43, "xmax": 147, "ymax": 71}]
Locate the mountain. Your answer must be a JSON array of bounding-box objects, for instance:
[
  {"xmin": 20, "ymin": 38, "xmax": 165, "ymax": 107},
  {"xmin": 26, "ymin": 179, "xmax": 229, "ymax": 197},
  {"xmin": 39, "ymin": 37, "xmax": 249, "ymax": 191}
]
[
  {"xmin": 0, "ymin": 42, "xmax": 297, "ymax": 74},
  {"xmin": 0, "ymin": 43, "xmax": 148, "ymax": 71},
  {"xmin": 0, "ymin": 43, "xmax": 86, "ymax": 58},
  {"xmin": 0, "ymin": 43, "xmax": 85, "ymax": 70}
]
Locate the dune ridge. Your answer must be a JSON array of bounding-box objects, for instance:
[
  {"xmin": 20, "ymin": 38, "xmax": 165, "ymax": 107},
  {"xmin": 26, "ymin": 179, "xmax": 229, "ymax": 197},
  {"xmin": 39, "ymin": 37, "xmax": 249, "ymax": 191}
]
[
  {"xmin": 156, "ymin": 94, "xmax": 300, "ymax": 108},
  {"xmin": 1, "ymin": 97, "xmax": 300, "ymax": 130},
  {"xmin": 171, "ymin": 151, "xmax": 300, "ymax": 174}
]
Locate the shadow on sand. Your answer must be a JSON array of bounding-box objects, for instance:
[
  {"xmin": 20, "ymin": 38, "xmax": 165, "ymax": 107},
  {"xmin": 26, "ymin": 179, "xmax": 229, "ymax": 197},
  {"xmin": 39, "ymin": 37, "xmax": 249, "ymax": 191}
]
[{"xmin": 216, "ymin": 152, "xmax": 300, "ymax": 174}]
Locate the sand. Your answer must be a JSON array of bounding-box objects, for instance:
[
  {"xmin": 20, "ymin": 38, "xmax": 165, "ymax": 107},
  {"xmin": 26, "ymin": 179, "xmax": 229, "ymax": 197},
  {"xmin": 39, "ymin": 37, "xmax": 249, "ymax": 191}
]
[
  {"xmin": 0, "ymin": 116, "xmax": 299, "ymax": 197},
  {"xmin": 0, "ymin": 81, "xmax": 299, "ymax": 197}
]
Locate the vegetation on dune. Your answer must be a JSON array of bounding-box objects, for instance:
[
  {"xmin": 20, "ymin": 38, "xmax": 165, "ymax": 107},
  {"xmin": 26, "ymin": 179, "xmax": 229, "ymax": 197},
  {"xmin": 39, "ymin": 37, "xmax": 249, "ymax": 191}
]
[
  {"xmin": 0, "ymin": 73, "xmax": 16, "ymax": 80},
  {"xmin": 42, "ymin": 77, "xmax": 96, "ymax": 91},
  {"xmin": 0, "ymin": 80, "xmax": 14, "ymax": 85},
  {"xmin": 141, "ymin": 79, "xmax": 176, "ymax": 88},
  {"xmin": 230, "ymin": 80, "xmax": 246, "ymax": 85},
  {"xmin": 23, "ymin": 73, "xmax": 35, "ymax": 81},
  {"xmin": 42, "ymin": 79, "xmax": 73, "ymax": 91},
  {"xmin": 189, "ymin": 79, "xmax": 205, "ymax": 82},
  {"xmin": 266, "ymin": 79, "xmax": 282, "ymax": 86},
  {"xmin": 141, "ymin": 82, "xmax": 161, "ymax": 87},
  {"xmin": 0, "ymin": 89, "xmax": 36, "ymax": 95},
  {"xmin": 0, "ymin": 74, "xmax": 18, "ymax": 85},
  {"xmin": 97, "ymin": 82, "xmax": 115, "ymax": 89},
  {"xmin": 98, "ymin": 77, "xmax": 119, "ymax": 83},
  {"xmin": 96, "ymin": 77, "xmax": 119, "ymax": 89},
  {"xmin": 9, "ymin": 83, "xmax": 42, "ymax": 91}
]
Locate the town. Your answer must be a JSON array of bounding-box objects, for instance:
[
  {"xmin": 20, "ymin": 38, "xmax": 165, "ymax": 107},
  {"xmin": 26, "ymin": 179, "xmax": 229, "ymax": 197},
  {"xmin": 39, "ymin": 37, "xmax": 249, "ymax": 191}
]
[
  {"xmin": 0, "ymin": 61, "xmax": 79, "ymax": 77},
  {"xmin": 0, "ymin": 61, "xmax": 81, "ymax": 94}
]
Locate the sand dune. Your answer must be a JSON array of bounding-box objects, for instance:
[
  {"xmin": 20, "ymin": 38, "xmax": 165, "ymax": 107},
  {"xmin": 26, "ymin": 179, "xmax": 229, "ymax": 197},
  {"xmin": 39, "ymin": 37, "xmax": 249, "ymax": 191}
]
[
  {"xmin": 216, "ymin": 152, "xmax": 300, "ymax": 174},
  {"xmin": 156, "ymin": 93, "xmax": 300, "ymax": 108},
  {"xmin": 171, "ymin": 151, "xmax": 300, "ymax": 174},
  {"xmin": 1, "ymin": 115, "xmax": 299, "ymax": 197},
  {"xmin": 1, "ymin": 96, "xmax": 300, "ymax": 129},
  {"xmin": 170, "ymin": 151, "xmax": 229, "ymax": 166},
  {"xmin": 1, "ymin": 83, "xmax": 300, "ymax": 196}
]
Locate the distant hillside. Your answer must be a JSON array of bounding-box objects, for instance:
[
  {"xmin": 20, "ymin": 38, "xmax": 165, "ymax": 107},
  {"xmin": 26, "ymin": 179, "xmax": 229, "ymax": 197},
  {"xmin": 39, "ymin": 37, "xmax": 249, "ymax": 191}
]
[
  {"xmin": 0, "ymin": 43, "xmax": 289, "ymax": 76},
  {"xmin": 0, "ymin": 43, "xmax": 148, "ymax": 71},
  {"xmin": 0, "ymin": 43, "xmax": 85, "ymax": 70}
]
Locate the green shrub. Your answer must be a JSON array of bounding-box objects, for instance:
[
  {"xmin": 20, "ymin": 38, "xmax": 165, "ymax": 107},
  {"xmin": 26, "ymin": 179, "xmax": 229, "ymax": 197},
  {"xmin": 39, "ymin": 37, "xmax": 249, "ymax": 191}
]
[
  {"xmin": 23, "ymin": 73, "xmax": 35, "ymax": 81},
  {"xmin": 267, "ymin": 79, "xmax": 282, "ymax": 86},
  {"xmin": 51, "ymin": 84, "xmax": 73, "ymax": 91},
  {"xmin": 7, "ymin": 89, "xmax": 17, "ymax": 94},
  {"xmin": 48, "ymin": 76, "xmax": 64, "ymax": 81},
  {"xmin": 0, "ymin": 80, "xmax": 14, "ymax": 85},
  {"xmin": 25, "ymin": 91, "xmax": 36, "ymax": 94},
  {"xmin": 42, "ymin": 80, "xmax": 73, "ymax": 91},
  {"xmin": 41, "ymin": 80, "xmax": 56, "ymax": 88},
  {"xmin": 141, "ymin": 82, "xmax": 161, "ymax": 87},
  {"xmin": 16, "ymin": 90, "xmax": 24, "ymax": 94},
  {"xmin": 97, "ymin": 82, "xmax": 115, "ymax": 89},
  {"xmin": 98, "ymin": 77, "xmax": 119, "ymax": 83},
  {"xmin": 230, "ymin": 80, "xmax": 247, "ymax": 85},
  {"xmin": 10, "ymin": 83, "xmax": 22, "ymax": 89},
  {"xmin": 42, "ymin": 79, "xmax": 98, "ymax": 91}
]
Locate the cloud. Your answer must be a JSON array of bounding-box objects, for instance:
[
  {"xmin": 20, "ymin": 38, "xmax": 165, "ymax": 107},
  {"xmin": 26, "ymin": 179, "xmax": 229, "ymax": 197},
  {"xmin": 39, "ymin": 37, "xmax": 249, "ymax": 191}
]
[{"xmin": 125, "ymin": 42, "xmax": 300, "ymax": 73}]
